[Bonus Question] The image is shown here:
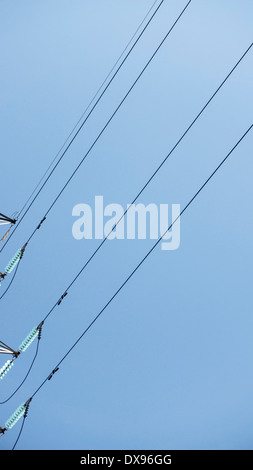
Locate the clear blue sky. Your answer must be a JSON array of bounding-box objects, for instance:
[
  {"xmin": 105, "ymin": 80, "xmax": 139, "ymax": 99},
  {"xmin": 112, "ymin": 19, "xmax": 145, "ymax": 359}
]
[{"xmin": 0, "ymin": 0, "xmax": 252, "ymax": 450}]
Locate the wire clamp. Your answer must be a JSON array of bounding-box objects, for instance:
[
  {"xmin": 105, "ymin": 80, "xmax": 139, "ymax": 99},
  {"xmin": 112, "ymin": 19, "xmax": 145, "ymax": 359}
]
[
  {"xmin": 48, "ymin": 367, "xmax": 59, "ymax": 381},
  {"xmin": 20, "ymin": 243, "xmax": 28, "ymax": 259},
  {"xmin": 36, "ymin": 216, "xmax": 46, "ymax": 231},
  {"xmin": 57, "ymin": 292, "xmax": 68, "ymax": 306},
  {"xmin": 13, "ymin": 350, "xmax": 21, "ymax": 359},
  {"xmin": 24, "ymin": 398, "xmax": 32, "ymax": 419},
  {"xmin": 37, "ymin": 321, "xmax": 44, "ymax": 340}
]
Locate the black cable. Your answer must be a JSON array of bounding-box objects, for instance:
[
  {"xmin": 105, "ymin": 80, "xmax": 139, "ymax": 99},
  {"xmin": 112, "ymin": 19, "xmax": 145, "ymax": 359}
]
[
  {"xmin": 1, "ymin": 119, "xmax": 251, "ymax": 448},
  {"xmin": 35, "ymin": 38, "xmax": 252, "ymax": 233},
  {"xmin": 0, "ymin": 0, "xmax": 196, "ymax": 312},
  {"xmin": 0, "ymin": 0, "xmax": 165, "ymax": 255},
  {"xmin": 0, "ymin": 40, "xmax": 251, "ymax": 395},
  {"xmin": 0, "ymin": 0, "xmax": 191, "ymax": 306},
  {"xmin": 28, "ymin": 41, "xmax": 253, "ymax": 319},
  {"xmin": 0, "ymin": 0, "xmax": 187, "ymax": 304},
  {"xmin": 27, "ymin": 124, "xmax": 252, "ymax": 404},
  {"xmin": 25, "ymin": 0, "xmax": 192, "ymax": 246},
  {"xmin": 0, "ymin": 3, "xmax": 251, "ymax": 450},
  {"xmin": 1, "ymin": 21, "xmax": 251, "ymax": 430},
  {"xmin": 14, "ymin": 0, "xmax": 162, "ymax": 219},
  {"xmin": 9, "ymin": 5, "xmax": 251, "ymax": 312},
  {"xmin": 0, "ymin": 42, "xmax": 251, "ymax": 413},
  {"xmin": 11, "ymin": 414, "xmax": 26, "ymax": 451},
  {"xmin": 0, "ymin": 337, "xmax": 40, "ymax": 405},
  {"xmin": 3, "ymin": 126, "xmax": 252, "ymax": 447},
  {"xmin": 0, "ymin": 1, "xmax": 192, "ymax": 306},
  {"xmin": 0, "ymin": 262, "xmax": 20, "ymax": 301}
]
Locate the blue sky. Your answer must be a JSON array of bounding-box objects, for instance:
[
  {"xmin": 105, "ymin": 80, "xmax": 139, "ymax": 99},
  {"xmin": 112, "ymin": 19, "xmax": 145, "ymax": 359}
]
[{"xmin": 0, "ymin": 0, "xmax": 252, "ymax": 450}]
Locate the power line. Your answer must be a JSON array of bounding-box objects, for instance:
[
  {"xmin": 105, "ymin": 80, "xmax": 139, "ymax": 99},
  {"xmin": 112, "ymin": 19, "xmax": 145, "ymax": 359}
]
[
  {"xmin": 0, "ymin": 0, "xmax": 165, "ymax": 255},
  {"xmin": 0, "ymin": 0, "xmax": 192, "ymax": 296},
  {"xmin": 11, "ymin": 404, "xmax": 29, "ymax": 451},
  {"xmin": 25, "ymin": 0, "xmax": 192, "ymax": 246},
  {"xmin": 0, "ymin": 1, "xmax": 194, "ymax": 405},
  {"xmin": 0, "ymin": 262, "xmax": 20, "ymax": 301},
  {"xmin": 52, "ymin": 42, "xmax": 252, "ymax": 298},
  {"xmin": 7, "ymin": 124, "xmax": 253, "ymax": 449},
  {"xmin": 0, "ymin": 41, "xmax": 251, "ymax": 398},
  {"xmin": 16, "ymin": 0, "xmax": 162, "ymax": 217},
  {"xmin": 0, "ymin": 38, "xmax": 251, "ymax": 301}
]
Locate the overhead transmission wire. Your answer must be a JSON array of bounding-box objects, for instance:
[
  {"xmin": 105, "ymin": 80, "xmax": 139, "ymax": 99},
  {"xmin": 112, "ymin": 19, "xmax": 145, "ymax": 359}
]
[
  {"xmin": 8, "ymin": 124, "xmax": 253, "ymax": 450},
  {"xmin": 0, "ymin": 263, "xmax": 20, "ymax": 301},
  {"xmin": 0, "ymin": 0, "xmax": 165, "ymax": 255},
  {"xmin": 0, "ymin": 41, "xmax": 251, "ymax": 402},
  {"xmin": 0, "ymin": 0, "xmax": 193, "ymax": 407},
  {"xmin": 0, "ymin": 0, "xmax": 191, "ymax": 404},
  {"xmin": 0, "ymin": 36, "xmax": 251, "ymax": 304},
  {"xmin": 25, "ymin": 0, "xmax": 192, "ymax": 245},
  {"xmin": 0, "ymin": 0, "xmax": 192, "ymax": 297}
]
